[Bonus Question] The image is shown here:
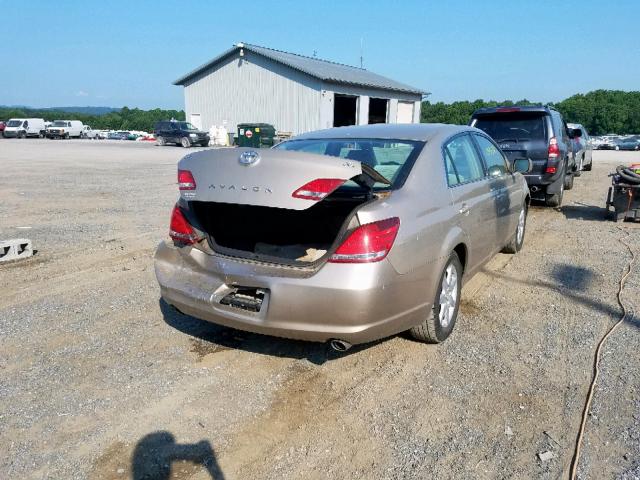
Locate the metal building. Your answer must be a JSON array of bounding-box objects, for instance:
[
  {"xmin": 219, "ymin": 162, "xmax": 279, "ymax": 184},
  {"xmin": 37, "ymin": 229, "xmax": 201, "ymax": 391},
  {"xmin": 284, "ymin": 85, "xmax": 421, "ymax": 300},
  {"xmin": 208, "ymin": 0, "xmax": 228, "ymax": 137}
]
[{"xmin": 173, "ymin": 43, "xmax": 425, "ymax": 135}]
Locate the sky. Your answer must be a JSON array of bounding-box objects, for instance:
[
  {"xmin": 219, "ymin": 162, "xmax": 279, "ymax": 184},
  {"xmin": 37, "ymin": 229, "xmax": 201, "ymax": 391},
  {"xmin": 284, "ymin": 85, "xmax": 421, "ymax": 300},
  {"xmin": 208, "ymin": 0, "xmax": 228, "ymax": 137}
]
[{"xmin": 1, "ymin": 0, "xmax": 639, "ymax": 110}]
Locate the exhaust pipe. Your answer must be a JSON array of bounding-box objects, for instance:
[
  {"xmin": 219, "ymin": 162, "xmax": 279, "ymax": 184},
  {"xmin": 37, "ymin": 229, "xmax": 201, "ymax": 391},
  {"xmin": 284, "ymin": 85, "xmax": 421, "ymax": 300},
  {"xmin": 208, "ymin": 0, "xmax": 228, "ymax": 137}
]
[
  {"xmin": 530, "ymin": 186, "xmax": 540, "ymax": 193},
  {"xmin": 329, "ymin": 339, "xmax": 353, "ymax": 352}
]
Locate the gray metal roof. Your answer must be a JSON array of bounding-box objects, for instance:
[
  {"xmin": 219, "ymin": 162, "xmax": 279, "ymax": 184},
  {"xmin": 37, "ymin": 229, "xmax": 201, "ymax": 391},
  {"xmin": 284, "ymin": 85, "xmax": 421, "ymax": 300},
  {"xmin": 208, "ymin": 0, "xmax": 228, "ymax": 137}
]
[{"xmin": 174, "ymin": 43, "xmax": 425, "ymax": 95}]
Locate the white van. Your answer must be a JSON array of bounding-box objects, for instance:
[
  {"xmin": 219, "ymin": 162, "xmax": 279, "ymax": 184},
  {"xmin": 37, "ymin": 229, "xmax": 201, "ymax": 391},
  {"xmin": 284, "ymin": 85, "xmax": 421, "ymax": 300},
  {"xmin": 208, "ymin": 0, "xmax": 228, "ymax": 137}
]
[
  {"xmin": 45, "ymin": 120, "xmax": 84, "ymax": 139},
  {"xmin": 3, "ymin": 118, "xmax": 46, "ymax": 138}
]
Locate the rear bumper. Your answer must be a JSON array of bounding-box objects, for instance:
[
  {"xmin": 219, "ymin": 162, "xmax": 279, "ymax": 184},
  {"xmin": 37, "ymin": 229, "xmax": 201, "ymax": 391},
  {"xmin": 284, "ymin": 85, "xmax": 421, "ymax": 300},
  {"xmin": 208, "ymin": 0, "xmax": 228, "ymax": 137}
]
[{"xmin": 154, "ymin": 241, "xmax": 430, "ymax": 344}]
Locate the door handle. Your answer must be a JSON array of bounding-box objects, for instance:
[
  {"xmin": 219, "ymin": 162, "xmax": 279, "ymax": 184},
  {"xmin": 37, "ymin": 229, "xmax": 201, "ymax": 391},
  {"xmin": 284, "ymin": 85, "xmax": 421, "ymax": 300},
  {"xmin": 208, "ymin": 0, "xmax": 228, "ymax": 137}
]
[{"xmin": 459, "ymin": 203, "xmax": 470, "ymax": 216}]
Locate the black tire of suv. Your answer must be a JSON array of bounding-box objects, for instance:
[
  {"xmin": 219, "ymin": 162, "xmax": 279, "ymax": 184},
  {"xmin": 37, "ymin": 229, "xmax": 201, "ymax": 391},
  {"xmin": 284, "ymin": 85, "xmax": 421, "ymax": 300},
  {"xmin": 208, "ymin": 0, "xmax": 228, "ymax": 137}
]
[
  {"xmin": 584, "ymin": 161, "xmax": 592, "ymax": 171},
  {"xmin": 502, "ymin": 204, "xmax": 527, "ymax": 254},
  {"xmin": 156, "ymin": 136, "xmax": 165, "ymax": 146},
  {"xmin": 181, "ymin": 137, "xmax": 191, "ymax": 148},
  {"xmin": 564, "ymin": 172, "xmax": 574, "ymax": 190},
  {"xmin": 545, "ymin": 180, "xmax": 564, "ymax": 207},
  {"xmin": 410, "ymin": 252, "xmax": 463, "ymax": 344}
]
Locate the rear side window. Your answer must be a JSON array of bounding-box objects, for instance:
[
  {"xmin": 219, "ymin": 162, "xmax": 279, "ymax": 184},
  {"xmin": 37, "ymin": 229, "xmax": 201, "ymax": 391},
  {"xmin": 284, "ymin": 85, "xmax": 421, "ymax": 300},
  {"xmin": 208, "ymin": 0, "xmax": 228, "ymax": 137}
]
[
  {"xmin": 444, "ymin": 134, "xmax": 485, "ymax": 186},
  {"xmin": 474, "ymin": 134, "xmax": 509, "ymax": 175},
  {"xmin": 474, "ymin": 113, "xmax": 547, "ymax": 142}
]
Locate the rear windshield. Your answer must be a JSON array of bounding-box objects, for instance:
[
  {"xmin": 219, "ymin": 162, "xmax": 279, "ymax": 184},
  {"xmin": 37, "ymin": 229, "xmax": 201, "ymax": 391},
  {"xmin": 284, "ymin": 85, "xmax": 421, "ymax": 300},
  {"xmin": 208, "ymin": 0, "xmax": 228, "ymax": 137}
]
[
  {"xmin": 7, "ymin": 120, "xmax": 23, "ymax": 127},
  {"xmin": 474, "ymin": 113, "xmax": 547, "ymax": 143},
  {"xmin": 274, "ymin": 138, "xmax": 425, "ymax": 189}
]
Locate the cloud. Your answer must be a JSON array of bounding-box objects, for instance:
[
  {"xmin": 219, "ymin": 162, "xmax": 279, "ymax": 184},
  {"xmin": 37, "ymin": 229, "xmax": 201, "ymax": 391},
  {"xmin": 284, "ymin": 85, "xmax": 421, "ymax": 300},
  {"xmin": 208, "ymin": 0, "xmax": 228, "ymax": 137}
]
[{"xmin": 76, "ymin": 90, "xmax": 89, "ymax": 97}]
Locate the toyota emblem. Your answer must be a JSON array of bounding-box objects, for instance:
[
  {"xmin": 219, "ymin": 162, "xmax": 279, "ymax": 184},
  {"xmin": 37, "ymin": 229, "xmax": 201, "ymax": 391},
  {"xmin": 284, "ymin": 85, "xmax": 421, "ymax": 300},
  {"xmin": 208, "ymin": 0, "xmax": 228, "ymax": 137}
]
[{"xmin": 239, "ymin": 150, "xmax": 261, "ymax": 166}]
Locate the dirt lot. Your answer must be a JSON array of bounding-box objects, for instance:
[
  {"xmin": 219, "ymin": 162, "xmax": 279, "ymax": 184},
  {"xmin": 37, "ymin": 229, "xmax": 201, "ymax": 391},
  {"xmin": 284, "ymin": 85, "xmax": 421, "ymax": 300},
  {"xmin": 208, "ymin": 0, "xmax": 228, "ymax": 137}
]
[{"xmin": 1, "ymin": 139, "xmax": 639, "ymax": 480}]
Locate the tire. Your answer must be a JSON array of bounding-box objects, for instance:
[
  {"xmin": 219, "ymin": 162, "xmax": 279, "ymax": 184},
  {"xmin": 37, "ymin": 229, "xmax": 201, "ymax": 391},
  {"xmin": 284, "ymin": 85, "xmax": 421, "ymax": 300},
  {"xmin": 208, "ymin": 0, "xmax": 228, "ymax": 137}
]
[
  {"xmin": 584, "ymin": 160, "xmax": 592, "ymax": 171},
  {"xmin": 410, "ymin": 252, "xmax": 463, "ymax": 343},
  {"xmin": 545, "ymin": 179, "xmax": 564, "ymax": 207},
  {"xmin": 564, "ymin": 172, "xmax": 574, "ymax": 190},
  {"xmin": 181, "ymin": 137, "xmax": 191, "ymax": 148},
  {"xmin": 156, "ymin": 136, "xmax": 165, "ymax": 146},
  {"xmin": 502, "ymin": 204, "xmax": 528, "ymax": 254}
]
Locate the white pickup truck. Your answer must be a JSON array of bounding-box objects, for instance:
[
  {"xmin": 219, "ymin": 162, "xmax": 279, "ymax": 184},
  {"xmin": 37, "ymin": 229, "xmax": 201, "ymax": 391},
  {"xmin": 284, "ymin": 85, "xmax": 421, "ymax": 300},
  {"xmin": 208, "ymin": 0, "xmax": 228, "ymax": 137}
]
[{"xmin": 81, "ymin": 125, "xmax": 100, "ymax": 139}]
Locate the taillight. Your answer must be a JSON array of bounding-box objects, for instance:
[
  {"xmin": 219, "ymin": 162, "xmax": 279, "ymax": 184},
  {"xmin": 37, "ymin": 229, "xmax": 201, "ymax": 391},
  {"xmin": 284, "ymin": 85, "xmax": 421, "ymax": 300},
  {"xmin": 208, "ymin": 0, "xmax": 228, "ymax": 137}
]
[
  {"xmin": 496, "ymin": 107, "xmax": 521, "ymax": 113},
  {"xmin": 545, "ymin": 166, "xmax": 557, "ymax": 174},
  {"xmin": 178, "ymin": 169, "xmax": 196, "ymax": 190},
  {"xmin": 169, "ymin": 205, "xmax": 199, "ymax": 244},
  {"xmin": 329, "ymin": 217, "xmax": 400, "ymax": 263},
  {"xmin": 548, "ymin": 137, "xmax": 560, "ymax": 159},
  {"xmin": 292, "ymin": 178, "xmax": 345, "ymax": 200}
]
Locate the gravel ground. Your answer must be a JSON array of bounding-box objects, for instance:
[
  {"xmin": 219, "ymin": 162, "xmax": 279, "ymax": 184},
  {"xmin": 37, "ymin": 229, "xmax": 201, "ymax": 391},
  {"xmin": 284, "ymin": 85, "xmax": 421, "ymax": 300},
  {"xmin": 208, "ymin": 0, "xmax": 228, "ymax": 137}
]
[{"xmin": 0, "ymin": 139, "xmax": 638, "ymax": 479}]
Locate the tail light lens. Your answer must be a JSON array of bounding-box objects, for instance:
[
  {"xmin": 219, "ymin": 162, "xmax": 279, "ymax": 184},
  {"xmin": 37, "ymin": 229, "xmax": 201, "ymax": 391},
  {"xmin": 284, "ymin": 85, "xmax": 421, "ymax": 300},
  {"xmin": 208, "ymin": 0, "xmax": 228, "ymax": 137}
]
[
  {"xmin": 329, "ymin": 217, "xmax": 400, "ymax": 263},
  {"xmin": 545, "ymin": 166, "xmax": 557, "ymax": 174},
  {"xmin": 178, "ymin": 169, "xmax": 196, "ymax": 190},
  {"xmin": 548, "ymin": 137, "xmax": 560, "ymax": 159},
  {"xmin": 169, "ymin": 205, "xmax": 199, "ymax": 244},
  {"xmin": 292, "ymin": 178, "xmax": 345, "ymax": 200}
]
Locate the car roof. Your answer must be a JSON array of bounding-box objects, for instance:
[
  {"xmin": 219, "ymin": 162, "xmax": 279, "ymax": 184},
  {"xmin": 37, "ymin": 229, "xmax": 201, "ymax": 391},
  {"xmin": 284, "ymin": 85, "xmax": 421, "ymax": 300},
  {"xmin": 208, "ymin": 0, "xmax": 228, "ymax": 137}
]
[{"xmin": 292, "ymin": 123, "xmax": 475, "ymax": 142}]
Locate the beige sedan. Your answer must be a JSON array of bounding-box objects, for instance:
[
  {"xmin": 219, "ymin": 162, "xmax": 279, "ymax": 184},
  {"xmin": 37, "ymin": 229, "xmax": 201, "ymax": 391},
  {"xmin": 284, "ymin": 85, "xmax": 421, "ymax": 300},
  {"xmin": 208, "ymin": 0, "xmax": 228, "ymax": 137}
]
[{"xmin": 155, "ymin": 124, "xmax": 530, "ymax": 350}]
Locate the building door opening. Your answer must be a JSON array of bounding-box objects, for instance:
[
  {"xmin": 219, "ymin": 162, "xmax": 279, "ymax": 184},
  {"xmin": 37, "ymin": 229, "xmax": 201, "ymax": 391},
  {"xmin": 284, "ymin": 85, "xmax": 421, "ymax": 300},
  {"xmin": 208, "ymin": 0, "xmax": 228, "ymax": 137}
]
[
  {"xmin": 333, "ymin": 94, "xmax": 358, "ymax": 127},
  {"xmin": 368, "ymin": 98, "xmax": 388, "ymax": 124}
]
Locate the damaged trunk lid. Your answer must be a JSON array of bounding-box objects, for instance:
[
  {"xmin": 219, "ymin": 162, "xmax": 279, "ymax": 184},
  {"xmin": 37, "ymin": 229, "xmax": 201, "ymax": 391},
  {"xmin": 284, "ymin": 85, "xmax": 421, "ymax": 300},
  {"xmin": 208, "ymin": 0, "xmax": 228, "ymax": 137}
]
[{"xmin": 178, "ymin": 148, "xmax": 387, "ymax": 210}]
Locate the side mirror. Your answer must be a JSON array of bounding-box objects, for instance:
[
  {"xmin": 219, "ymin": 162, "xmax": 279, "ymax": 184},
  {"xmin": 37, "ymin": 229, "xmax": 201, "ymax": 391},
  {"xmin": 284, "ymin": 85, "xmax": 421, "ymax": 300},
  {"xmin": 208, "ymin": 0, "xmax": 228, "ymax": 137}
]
[
  {"xmin": 512, "ymin": 158, "xmax": 532, "ymax": 174},
  {"xmin": 571, "ymin": 128, "xmax": 582, "ymax": 138}
]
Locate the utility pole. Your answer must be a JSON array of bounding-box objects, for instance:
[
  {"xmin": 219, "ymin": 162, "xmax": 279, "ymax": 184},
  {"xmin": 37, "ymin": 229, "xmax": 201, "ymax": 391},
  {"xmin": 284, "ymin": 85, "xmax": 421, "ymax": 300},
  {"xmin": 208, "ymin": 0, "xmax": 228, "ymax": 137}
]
[{"xmin": 360, "ymin": 38, "xmax": 364, "ymax": 68}]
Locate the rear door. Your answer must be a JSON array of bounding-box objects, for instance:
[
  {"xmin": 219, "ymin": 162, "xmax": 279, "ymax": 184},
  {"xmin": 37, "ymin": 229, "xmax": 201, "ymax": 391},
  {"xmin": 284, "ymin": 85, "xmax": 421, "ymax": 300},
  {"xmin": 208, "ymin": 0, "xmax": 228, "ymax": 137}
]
[
  {"xmin": 443, "ymin": 133, "xmax": 495, "ymax": 269},
  {"xmin": 472, "ymin": 133, "xmax": 520, "ymax": 248}
]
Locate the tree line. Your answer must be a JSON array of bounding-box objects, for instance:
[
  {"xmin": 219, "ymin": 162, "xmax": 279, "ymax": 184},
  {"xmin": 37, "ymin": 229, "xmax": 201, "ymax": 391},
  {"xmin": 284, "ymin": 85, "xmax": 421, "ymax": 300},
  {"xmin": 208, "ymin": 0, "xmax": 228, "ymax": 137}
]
[
  {"xmin": 0, "ymin": 106, "xmax": 185, "ymax": 132},
  {"xmin": 421, "ymin": 90, "xmax": 640, "ymax": 135}
]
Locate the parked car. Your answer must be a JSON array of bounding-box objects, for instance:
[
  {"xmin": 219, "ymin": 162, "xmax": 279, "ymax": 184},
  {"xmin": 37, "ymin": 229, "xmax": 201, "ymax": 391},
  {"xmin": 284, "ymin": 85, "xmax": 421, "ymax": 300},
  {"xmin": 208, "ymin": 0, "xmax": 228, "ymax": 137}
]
[
  {"xmin": 108, "ymin": 131, "xmax": 129, "ymax": 140},
  {"xmin": 81, "ymin": 125, "xmax": 100, "ymax": 139},
  {"xmin": 46, "ymin": 120, "xmax": 84, "ymax": 139},
  {"xmin": 0, "ymin": 121, "xmax": 5, "ymax": 133},
  {"xmin": 470, "ymin": 106, "xmax": 578, "ymax": 207},
  {"xmin": 597, "ymin": 139, "xmax": 619, "ymax": 150},
  {"xmin": 617, "ymin": 138, "xmax": 640, "ymax": 151},
  {"xmin": 3, "ymin": 118, "xmax": 46, "ymax": 138},
  {"xmin": 155, "ymin": 124, "xmax": 531, "ymax": 348},
  {"xmin": 567, "ymin": 123, "xmax": 593, "ymax": 172},
  {"xmin": 154, "ymin": 120, "xmax": 210, "ymax": 147}
]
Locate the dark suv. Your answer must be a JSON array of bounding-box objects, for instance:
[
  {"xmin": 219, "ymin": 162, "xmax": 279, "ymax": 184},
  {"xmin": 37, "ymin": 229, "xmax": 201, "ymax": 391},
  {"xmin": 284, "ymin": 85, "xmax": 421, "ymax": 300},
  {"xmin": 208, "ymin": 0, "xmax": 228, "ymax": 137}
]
[
  {"xmin": 470, "ymin": 106, "xmax": 580, "ymax": 207},
  {"xmin": 154, "ymin": 120, "xmax": 209, "ymax": 148}
]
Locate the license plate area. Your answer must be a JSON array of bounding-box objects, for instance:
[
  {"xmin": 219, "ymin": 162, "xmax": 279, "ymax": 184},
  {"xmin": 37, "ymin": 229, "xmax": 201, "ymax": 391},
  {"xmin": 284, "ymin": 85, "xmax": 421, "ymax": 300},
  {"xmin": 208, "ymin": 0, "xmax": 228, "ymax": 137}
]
[{"xmin": 219, "ymin": 287, "xmax": 267, "ymax": 313}]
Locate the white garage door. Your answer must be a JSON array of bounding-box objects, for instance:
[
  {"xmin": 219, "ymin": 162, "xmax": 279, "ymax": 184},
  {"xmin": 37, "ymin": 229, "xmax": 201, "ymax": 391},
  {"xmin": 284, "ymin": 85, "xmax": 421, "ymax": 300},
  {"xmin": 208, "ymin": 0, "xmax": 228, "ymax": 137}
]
[
  {"xmin": 396, "ymin": 102, "xmax": 414, "ymax": 124},
  {"xmin": 190, "ymin": 113, "xmax": 202, "ymax": 130}
]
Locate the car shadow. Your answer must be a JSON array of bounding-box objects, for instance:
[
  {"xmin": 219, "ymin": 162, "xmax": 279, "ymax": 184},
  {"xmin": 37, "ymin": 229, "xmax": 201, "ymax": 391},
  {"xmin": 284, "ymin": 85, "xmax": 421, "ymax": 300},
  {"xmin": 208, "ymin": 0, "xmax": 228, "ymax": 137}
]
[
  {"xmin": 560, "ymin": 203, "xmax": 609, "ymax": 221},
  {"xmin": 159, "ymin": 299, "xmax": 379, "ymax": 365},
  {"xmin": 482, "ymin": 263, "xmax": 637, "ymax": 328},
  {"xmin": 132, "ymin": 431, "xmax": 224, "ymax": 480}
]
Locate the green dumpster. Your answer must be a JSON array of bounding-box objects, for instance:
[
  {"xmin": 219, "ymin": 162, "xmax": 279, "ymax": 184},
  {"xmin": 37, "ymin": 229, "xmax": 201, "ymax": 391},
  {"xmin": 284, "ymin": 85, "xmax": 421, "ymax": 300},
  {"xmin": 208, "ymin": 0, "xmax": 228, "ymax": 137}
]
[{"xmin": 237, "ymin": 123, "xmax": 276, "ymax": 148}]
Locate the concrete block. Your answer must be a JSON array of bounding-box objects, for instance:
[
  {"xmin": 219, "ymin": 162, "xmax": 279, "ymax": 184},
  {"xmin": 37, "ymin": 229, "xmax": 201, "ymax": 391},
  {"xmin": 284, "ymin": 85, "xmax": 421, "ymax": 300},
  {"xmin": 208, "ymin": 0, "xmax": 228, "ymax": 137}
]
[{"xmin": 0, "ymin": 238, "xmax": 33, "ymax": 262}]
